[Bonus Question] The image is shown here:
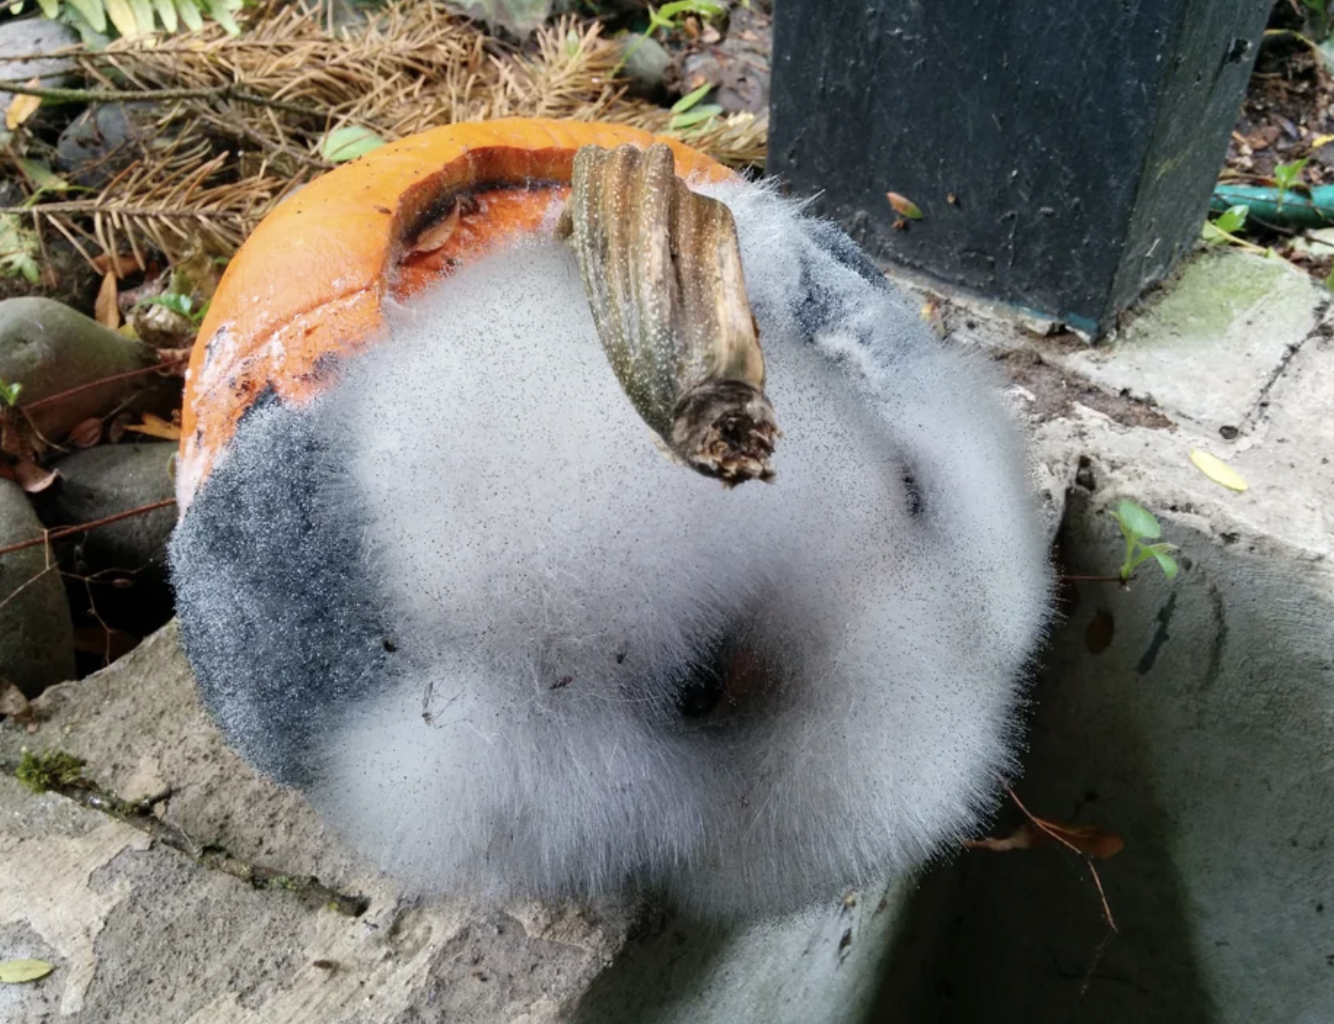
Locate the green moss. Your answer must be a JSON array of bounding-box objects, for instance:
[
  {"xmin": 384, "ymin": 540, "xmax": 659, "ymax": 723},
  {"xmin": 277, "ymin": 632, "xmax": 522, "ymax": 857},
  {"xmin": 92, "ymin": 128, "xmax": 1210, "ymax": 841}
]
[{"xmin": 15, "ymin": 750, "xmax": 87, "ymax": 793}]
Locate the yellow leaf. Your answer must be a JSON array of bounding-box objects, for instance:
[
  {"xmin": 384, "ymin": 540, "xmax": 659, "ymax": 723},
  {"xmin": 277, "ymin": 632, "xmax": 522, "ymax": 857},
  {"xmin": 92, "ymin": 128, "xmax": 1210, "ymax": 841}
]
[
  {"xmin": 124, "ymin": 413, "xmax": 181, "ymax": 441},
  {"xmin": 1312, "ymin": 133, "xmax": 1334, "ymax": 149},
  {"xmin": 1189, "ymin": 449, "xmax": 1249, "ymax": 492},
  {"xmin": 0, "ymin": 958, "xmax": 54, "ymax": 983},
  {"xmin": 5, "ymin": 78, "xmax": 42, "ymax": 131},
  {"xmin": 104, "ymin": 0, "xmax": 141, "ymax": 37}
]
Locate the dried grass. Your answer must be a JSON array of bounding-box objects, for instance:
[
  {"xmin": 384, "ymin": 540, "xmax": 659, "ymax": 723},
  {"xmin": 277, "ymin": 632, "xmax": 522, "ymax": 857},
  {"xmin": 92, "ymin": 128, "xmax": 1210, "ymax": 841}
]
[{"xmin": 6, "ymin": 1, "xmax": 768, "ymax": 267}]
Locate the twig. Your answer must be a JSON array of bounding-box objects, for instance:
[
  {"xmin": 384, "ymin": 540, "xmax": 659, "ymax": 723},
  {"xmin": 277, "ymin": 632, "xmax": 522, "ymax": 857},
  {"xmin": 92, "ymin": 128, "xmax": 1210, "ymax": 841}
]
[
  {"xmin": 6, "ymin": 753, "xmax": 368, "ymax": 916},
  {"xmin": 19, "ymin": 357, "xmax": 189, "ymax": 413},
  {"xmin": 0, "ymin": 80, "xmax": 327, "ymax": 120},
  {"xmin": 1059, "ymin": 574, "xmax": 1134, "ymax": 584},
  {"xmin": 1006, "ymin": 786, "xmax": 1116, "ymax": 996},
  {"xmin": 0, "ymin": 498, "xmax": 176, "ymax": 559},
  {"xmin": 0, "ymin": 563, "xmax": 58, "ymax": 616}
]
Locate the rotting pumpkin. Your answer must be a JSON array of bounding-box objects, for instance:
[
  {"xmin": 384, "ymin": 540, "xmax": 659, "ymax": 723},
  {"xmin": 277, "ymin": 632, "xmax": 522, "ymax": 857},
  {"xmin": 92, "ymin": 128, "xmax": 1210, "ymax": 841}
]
[{"xmin": 169, "ymin": 117, "xmax": 1053, "ymax": 918}]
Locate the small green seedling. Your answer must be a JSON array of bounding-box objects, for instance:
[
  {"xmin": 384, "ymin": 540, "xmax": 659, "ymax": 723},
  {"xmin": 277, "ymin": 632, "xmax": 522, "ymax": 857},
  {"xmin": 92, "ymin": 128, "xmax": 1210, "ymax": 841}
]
[
  {"xmin": 615, "ymin": 1, "xmax": 727, "ymax": 76},
  {"xmin": 1201, "ymin": 203, "xmax": 1251, "ymax": 246},
  {"xmin": 1273, "ymin": 157, "xmax": 1310, "ymax": 212},
  {"xmin": 0, "ymin": 380, "xmax": 22, "ymax": 407},
  {"xmin": 1110, "ymin": 500, "xmax": 1178, "ymax": 582},
  {"xmin": 137, "ymin": 292, "xmax": 210, "ymax": 327}
]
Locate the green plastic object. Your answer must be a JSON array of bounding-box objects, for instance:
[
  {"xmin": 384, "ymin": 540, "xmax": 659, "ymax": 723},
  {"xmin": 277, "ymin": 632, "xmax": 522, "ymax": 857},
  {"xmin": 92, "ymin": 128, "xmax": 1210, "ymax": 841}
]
[{"xmin": 1211, "ymin": 184, "xmax": 1334, "ymax": 228}]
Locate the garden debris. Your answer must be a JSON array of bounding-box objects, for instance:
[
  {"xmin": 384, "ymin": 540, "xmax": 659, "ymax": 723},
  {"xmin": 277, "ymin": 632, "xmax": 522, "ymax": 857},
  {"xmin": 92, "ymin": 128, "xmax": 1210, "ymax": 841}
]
[{"xmin": 0, "ymin": 1, "xmax": 767, "ymax": 273}]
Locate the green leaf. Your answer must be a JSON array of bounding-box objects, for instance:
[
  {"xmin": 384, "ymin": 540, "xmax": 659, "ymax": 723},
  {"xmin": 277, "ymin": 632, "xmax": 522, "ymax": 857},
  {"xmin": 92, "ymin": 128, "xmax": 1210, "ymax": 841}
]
[
  {"xmin": 1213, "ymin": 203, "xmax": 1248, "ymax": 234},
  {"xmin": 671, "ymin": 82, "xmax": 713, "ymax": 114},
  {"xmin": 66, "ymin": 0, "xmax": 108, "ymax": 32},
  {"xmin": 669, "ymin": 105, "xmax": 722, "ymax": 129},
  {"xmin": 104, "ymin": 0, "xmax": 139, "ymax": 35},
  {"xmin": 7, "ymin": 0, "xmax": 26, "ymax": 14},
  {"xmin": 0, "ymin": 379, "xmax": 23, "ymax": 406},
  {"xmin": 203, "ymin": 0, "xmax": 241, "ymax": 35},
  {"xmin": 0, "ymin": 959, "xmax": 54, "ymax": 984},
  {"xmin": 1324, "ymin": 263, "xmax": 1334, "ymax": 291},
  {"xmin": 129, "ymin": 0, "xmax": 156, "ymax": 31},
  {"xmin": 152, "ymin": 0, "xmax": 177, "ymax": 30},
  {"xmin": 139, "ymin": 292, "xmax": 193, "ymax": 318},
  {"xmin": 1274, "ymin": 157, "xmax": 1310, "ymax": 189},
  {"xmin": 658, "ymin": 0, "xmax": 726, "ymax": 21},
  {"xmin": 319, "ymin": 125, "xmax": 386, "ymax": 163},
  {"xmin": 1151, "ymin": 548, "xmax": 1179, "ymax": 580},
  {"xmin": 175, "ymin": 0, "xmax": 203, "ymax": 31},
  {"xmin": 1112, "ymin": 499, "xmax": 1160, "ymax": 541},
  {"xmin": 36, "ymin": 0, "xmax": 59, "ymax": 16},
  {"xmin": 17, "ymin": 159, "xmax": 70, "ymax": 193}
]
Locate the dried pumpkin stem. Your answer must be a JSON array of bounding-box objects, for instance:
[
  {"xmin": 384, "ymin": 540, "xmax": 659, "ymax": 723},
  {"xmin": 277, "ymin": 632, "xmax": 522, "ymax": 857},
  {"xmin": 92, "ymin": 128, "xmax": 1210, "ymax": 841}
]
[{"xmin": 559, "ymin": 143, "xmax": 777, "ymax": 486}]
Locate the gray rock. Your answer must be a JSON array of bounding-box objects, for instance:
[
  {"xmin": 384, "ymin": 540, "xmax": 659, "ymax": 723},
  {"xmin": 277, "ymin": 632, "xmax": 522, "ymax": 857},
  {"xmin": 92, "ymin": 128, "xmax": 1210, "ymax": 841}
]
[
  {"xmin": 0, "ymin": 297, "xmax": 157, "ymax": 440},
  {"xmin": 617, "ymin": 36, "xmax": 672, "ymax": 99},
  {"xmin": 0, "ymin": 478, "xmax": 74, "ymax": 698},
  {"xmin": 0, "ymin": 16, "xmax": 78, "ymax": 108},
  {"xmin": 55, "ymin": 102, "xmax": 159, "ymax": 190},
  {"xmin": 45, "ymin": 442, "xmax": 176, "ymax": 573}
]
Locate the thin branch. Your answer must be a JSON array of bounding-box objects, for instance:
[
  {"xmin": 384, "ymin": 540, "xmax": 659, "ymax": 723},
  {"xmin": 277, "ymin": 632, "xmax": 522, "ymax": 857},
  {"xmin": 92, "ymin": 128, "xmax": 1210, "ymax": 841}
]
[
  {"xmin": 20, "ymin": 357, "xmax": 189, "ymax": 413},
  {"xmin": 0, "ymin": 498, "xmax": 176, "ymax": 559}
]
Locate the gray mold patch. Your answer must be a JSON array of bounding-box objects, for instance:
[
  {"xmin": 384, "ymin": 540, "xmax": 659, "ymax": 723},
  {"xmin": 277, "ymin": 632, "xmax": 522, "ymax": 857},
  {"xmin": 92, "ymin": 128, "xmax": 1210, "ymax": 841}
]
[{"xmin": 168, "ymin": 395, "xmax": 396, "ymax": 787}]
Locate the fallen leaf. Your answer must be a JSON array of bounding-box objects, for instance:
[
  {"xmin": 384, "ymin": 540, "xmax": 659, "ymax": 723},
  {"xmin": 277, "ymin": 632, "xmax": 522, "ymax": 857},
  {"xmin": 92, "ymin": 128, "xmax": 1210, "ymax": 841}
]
[
  {"xmin": 1312, "ymin": 133, "xmax": 1334, "ymax": 149},
  {"xmin": 0, "ymin": 958, "xmax": 54, "ymax": 984},
  {"xmin": 95, "ymin": 271, "xmax": 120, "ymax": 330},
  {"xmin": 107, "ymin": 412, "xmax": 134, "ymax": 444},
  {"xmin": 407, "ymin": 202, "xmax": 462, "ymax": 257},
  {"xmin": 12, "ymin": 456, "xmax": 57, "ymax": 494},
  {"xmin": 1033, "ymin": 817, "xmax": 1125, "ymax": 859},
  {"xmin": 320, "ymin": 125, "xmax": 385, "ymax": 163},
  {"xmin": 1189, "ymin": 449, "xmax": 1249, "ymax": 492},
  {"xmin": 124, "ymin": 412, "xmax": 181, "ymax": 441},
  {"xmin": 66, "ymin": 417, "xmax": 103, "ymax": 449},
  {"xmin": 964, "ymin": 822, "xmax": 1040, "ymax": 852},
  {"xmin": 91, "ymin": 252, "xmax": 145, "ymax": 278},
  {"xmin": 4, "ymin": 79, "xmax": 42, "ymax": 131},
  {"xmin": 886, "ymin": 191, "xmax": 924, "ymax": 220},
  {"xmin": 966, "ymin": 818, "xmax": 1124, "ymax": 859}
]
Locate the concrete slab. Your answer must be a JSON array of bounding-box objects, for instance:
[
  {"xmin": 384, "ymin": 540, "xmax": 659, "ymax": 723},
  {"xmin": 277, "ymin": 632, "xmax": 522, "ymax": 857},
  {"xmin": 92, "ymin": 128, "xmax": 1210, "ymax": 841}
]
[
  {"xmin": 1050, "ymin": 248, "xmax": 1326, "ymax": 437},
  {"xmin": 0, "ymin": 624, "xmax": 634, "ymax": 1024}
]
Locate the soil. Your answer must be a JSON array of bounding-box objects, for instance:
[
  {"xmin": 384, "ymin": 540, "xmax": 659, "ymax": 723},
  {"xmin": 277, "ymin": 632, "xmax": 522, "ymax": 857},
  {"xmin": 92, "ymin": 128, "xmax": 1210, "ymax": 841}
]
[{"xmin": 1225, "ymin": 2, "xmax": 1334, "ymax": 281}]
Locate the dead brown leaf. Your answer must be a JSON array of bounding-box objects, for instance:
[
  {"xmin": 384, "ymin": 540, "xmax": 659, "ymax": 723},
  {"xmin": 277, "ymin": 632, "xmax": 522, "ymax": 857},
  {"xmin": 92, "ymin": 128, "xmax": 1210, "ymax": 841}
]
[
  {"xmin": 95, "ymin": 272, "xmax": 120, "ymax": 330},
  {"xmin": 67, "ymin": 417, "xmax": 103, "ymax": 449},
  {"xmin": 12, "ymin": 456, "xmax": 58, "ymax": 494},
  {"xmin": 91, "ymin": 253, "xmax": 146, "ymax": 279},
  {"xmin": 966, "ymin": 816, "xmax": 1123, "ymax": 860},
  {"xmin": 886, "ymin": 191, "xmax": 924, "ymax": 220}
]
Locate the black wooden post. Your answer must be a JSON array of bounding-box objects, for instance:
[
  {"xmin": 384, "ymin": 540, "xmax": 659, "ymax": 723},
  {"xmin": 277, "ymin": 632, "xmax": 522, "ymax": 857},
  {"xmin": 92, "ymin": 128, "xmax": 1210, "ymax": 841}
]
[{"xmin": 768, "ymin": 1, "xmax": 1272, "ymax": 338}]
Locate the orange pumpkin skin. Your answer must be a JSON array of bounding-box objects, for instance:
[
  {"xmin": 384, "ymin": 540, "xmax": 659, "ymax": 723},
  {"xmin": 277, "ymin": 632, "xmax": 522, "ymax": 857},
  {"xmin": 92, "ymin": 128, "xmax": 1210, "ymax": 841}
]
[{"xmin": 178, "ymin": 118, "xmax": 734, "ymax": 509}]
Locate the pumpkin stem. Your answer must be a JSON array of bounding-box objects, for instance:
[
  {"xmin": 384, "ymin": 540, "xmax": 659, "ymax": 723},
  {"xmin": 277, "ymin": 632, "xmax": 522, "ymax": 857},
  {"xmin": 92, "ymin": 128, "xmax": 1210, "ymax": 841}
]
[{"xmin": 559, "ymin": 143, "xmax": 777, "ymax": 486}]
